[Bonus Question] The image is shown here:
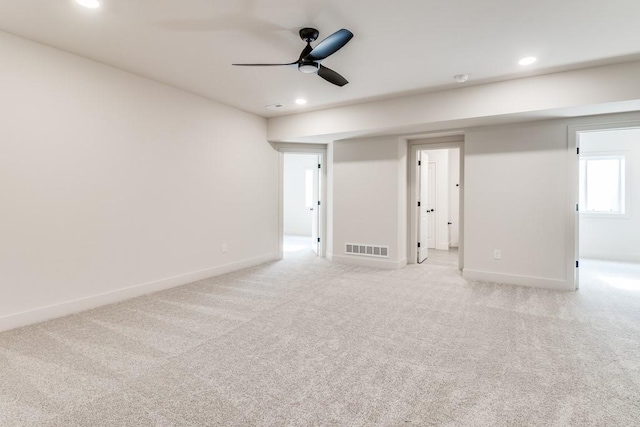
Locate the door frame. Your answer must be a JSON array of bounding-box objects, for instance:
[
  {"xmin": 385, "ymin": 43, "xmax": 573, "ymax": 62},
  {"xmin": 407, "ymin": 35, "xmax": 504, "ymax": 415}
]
[
  {"xmin": 408, "ymin": 136, "xmax": 465, "ymax": 269},
  {"xmin": 417, "ymin": 151, "xmax": 430, "ymax": 263},
  {"xmin": 567, "ymin": 119, "xmax": 640, "ymax": 290},
  {"xmin": 276, "ymin": 144, "xmax": 328, "ymax": 259}
]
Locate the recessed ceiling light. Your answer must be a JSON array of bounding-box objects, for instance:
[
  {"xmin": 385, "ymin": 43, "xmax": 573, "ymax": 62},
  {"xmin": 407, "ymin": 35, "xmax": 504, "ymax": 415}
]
[
  {"xmin": 75, "ymin": 0, "xmax": 101, "ymax": 9},
  {"xmin": 518, "ymin": 56, "xmax": 537, "ymax": 66},
  {"xmin": 295, "ymin": 98, "xmax": 308, "ymax": 105}
]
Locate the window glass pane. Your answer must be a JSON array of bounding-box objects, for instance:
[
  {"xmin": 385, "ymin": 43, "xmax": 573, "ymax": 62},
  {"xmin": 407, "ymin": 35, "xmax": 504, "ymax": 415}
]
[{"xmin": 585, "ymin": 158, "xmax": 620, "ymax": 212}]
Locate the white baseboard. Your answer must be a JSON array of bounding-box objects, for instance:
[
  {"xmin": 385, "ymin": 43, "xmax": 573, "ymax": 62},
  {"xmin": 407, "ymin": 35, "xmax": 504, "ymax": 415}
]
[
  {"xmin": 331, "ymin": 255, "xmax": 407, "ymax": 270},
  {"xmin": 580, "ymin": 252, "xmax": 640, "ymax": 263},
  {"xmin": 0, "ymin": 253, "xmax": 279, "ymax": 333},
  {"xmin": 463, "ymin": 269, "xmax": 574, "ymax": 291}
]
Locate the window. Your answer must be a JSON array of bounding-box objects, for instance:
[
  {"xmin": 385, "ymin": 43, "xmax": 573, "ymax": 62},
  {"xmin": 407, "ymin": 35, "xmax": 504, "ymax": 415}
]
[{"xmin": 579, "ymin": 154, "xmax": 626, "ymax": 215}]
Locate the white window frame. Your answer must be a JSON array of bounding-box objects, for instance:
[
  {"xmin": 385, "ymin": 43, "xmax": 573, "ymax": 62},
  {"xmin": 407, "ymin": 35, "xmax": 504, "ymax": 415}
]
[{"xmin": 579, "ymin": 152, "xmax": 629, "ymax": 218}]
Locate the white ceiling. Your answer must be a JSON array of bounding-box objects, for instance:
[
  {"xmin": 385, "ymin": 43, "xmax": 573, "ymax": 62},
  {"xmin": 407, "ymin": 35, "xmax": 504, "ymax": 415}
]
[{"xmin": 1, "ymin": 0, "xmax": 640, "ymax": 118}]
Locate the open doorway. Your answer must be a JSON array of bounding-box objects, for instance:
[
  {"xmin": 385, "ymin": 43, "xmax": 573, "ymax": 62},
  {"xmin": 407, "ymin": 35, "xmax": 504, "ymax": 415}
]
[
  {"xmin": 282, "ymin": 153, "xmax": 322, "ymax": 258},
  {"xmin": 409, "ymin": 138, "xmax": 463, "ymax": 269},
  {"xmin": 576, "ymin": 126, "xmax": 640, "ymax": 292}
]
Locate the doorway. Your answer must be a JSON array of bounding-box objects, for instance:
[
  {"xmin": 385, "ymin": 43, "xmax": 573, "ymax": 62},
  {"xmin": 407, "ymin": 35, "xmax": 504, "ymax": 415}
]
[
  {"xmin": 574, "ymin": 126, "xmax": 640, "ymax": 291},
  {"xmin": 409, "ymin": 138, "xmax": 463, "ymax": 269},
  {"xmin": 280, "ymin": 151, "xmax": 325, "ymax": 258}
]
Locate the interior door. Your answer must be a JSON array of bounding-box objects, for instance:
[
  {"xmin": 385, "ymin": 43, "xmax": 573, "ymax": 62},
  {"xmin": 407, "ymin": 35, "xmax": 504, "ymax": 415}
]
[
  {"xmin": 311, "ymin": 156, "xmax": 320, "ymax": 256},
  {"xmin": 426, "ymin": 162, "xmax": 436, "ymax": 249},
  {"xmin": 418, "ymin": 152, "xmax": 429, "ymax": 263}
]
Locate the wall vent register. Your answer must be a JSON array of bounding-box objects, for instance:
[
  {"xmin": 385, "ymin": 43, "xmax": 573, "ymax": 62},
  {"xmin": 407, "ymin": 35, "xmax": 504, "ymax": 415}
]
[{"xmin": 345, "ymin": 243, "xmax": 389, "ymax": 258}]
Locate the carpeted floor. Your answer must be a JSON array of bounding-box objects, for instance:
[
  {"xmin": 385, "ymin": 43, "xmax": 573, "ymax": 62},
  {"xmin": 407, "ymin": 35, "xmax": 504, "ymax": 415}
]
[{"xmin": 1, "ymin": 255, "xmax": 639, "ymax": 426}]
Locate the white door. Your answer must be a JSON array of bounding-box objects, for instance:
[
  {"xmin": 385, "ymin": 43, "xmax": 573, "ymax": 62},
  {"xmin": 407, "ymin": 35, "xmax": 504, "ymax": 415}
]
[
  {"xmin": 311, "ymin": 156, "xmax": 320, "ymax": 255},
  {"xmin": 418, "ymin": 152, "xmax": 429, "ymax": 263},
  {"xmin": 426, "ymin": 162, "xmax": 436, "ymax": 249}
]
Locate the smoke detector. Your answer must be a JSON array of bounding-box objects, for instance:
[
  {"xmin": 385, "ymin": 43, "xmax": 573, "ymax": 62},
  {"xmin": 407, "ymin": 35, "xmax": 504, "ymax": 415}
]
[{"xmin": 454, "ymin": 74, "xmax": 469, "ymax": 83}]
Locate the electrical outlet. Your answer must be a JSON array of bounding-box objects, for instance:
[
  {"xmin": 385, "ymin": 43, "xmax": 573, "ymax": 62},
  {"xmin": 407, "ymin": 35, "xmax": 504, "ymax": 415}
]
[
  {"xmin": 222, "ymin": 243, "xmax": 228, "ymax": 253},
  {"xmin": 493, "ymin": 249, "xmax": 501, "ymax": 260}
]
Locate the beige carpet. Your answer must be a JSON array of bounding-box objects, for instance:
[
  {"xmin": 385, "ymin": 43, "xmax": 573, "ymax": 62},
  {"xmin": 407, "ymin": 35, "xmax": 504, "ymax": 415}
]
[{"xmin": 1, "ymin": 255, "xmax": 639, "ymax": 426}]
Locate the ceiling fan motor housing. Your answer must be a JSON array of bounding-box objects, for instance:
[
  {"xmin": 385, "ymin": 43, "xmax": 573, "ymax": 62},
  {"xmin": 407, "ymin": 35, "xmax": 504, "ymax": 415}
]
[{"xmin": 299, "ymin": 28, "xmax": 320, "ymax": 43}]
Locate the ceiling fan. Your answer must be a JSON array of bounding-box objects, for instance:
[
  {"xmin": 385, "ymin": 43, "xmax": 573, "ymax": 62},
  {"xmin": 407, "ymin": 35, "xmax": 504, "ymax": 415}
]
[{"xmin": 233, "ymin": 28, "xmax": 354, "ymax": 87}]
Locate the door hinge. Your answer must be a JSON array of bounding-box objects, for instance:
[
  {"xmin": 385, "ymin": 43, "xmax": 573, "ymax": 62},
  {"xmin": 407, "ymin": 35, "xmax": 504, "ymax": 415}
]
[
  {"xmin": 577, "ymin": 147, "xmax": 580, "ymax": 155},
  {"xmin": 318, "ymin": 163, "xmax": 321, "ymax": 169},
  {"xmin": 318, "ymin": 200, "xmax": 321, "ymax": 206},
  {"xmin": 317, "ymin": 237, "xmax": 321, "ymax": 243},
  {"xmin": 418, "ymin": 201, "xmax": 421, "ymax": 207},
  {"xmin": 576, "ymin": 261, "xmax": 579, "ymax": 268},
  {"xmin": 418, "ymin": 242, "xmax": 421, "ymax": 248},
  {"xmin": 418, "ymin": 160, "xmax": 421, "ymax": 166},
  {"xmin": 576, "ymin": 204, "xmax": 579, "ymax": 212}
]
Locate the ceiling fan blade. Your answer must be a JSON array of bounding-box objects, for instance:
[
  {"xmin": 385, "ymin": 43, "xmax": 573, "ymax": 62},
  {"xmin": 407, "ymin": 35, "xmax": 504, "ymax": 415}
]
[
  {"xmin": 232, "ymin": 62, "xmax": 296, "ymax": 66},
  {"xmin": 304, "ymin": 29, "xmax": 353, "ymax": 61},
  {"xmin": 317, "ymin": 65, "xmax": 348, "ymax": 87}
]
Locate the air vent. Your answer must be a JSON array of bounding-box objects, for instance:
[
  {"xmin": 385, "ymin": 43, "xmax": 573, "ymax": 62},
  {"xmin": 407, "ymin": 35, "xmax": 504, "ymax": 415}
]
[{"xmin": 345, "ymin": 243, "xmax": 389, "ymax": 258}]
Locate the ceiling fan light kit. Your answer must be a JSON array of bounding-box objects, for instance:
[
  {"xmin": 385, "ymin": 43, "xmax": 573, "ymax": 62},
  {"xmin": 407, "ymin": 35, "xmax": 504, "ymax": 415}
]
[
  {"xmin": 298, "ymin": 62, "xmax": 319, "ymax": 74},
  {"xmin": 233, "ymin": 27, "xmax": 354, "ymax": 87}
]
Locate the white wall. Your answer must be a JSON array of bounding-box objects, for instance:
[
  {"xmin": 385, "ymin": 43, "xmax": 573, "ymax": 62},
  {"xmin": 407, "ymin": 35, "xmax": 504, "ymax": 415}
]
[
  {"xmin": 449, "ymin": 148, "xmax": 461, "ymax": 247},
  {"xmin": 0, "ymin": 32, "xmax": 278, "ymax": 331},
  {"xmin": 326, "ymin": 110, "xmax": 640, "ymax": 289},
  {"xmin": 332, "ymin": 137, "xmax": 407, "ymax": 269},
  {"xmin": 283, "ymin": 154, "xmax": 317, "ymax": 236},
  {"xmin": 330, "ymin": 122, "xmax": 575, "ymax": 287},
  {"xmin": 463, "ymin": 121, "xmax": 570, "ymax": 288},
  {"xmin": 579, "ymin": 128, "xmax": 640, "ymax": 262},
  {"xmin": 463, "ymin": 113, "xmax": 640, "ymax": 289}
]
